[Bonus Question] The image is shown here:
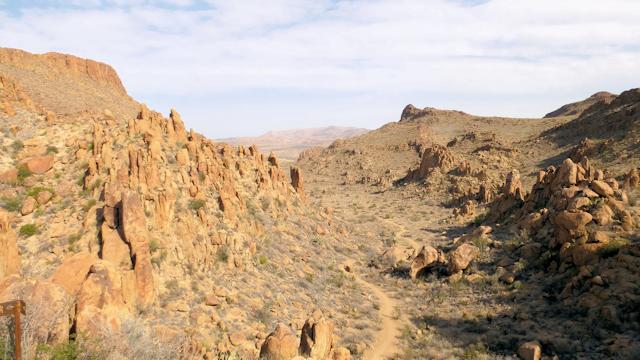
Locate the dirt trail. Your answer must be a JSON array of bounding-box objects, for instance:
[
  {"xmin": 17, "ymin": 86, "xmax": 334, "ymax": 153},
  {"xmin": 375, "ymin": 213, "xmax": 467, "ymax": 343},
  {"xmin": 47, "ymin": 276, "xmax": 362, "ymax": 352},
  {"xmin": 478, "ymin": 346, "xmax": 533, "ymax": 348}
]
[{"xmin": 345, "ymin": 261, "xmax": 402, "ymax": 360}]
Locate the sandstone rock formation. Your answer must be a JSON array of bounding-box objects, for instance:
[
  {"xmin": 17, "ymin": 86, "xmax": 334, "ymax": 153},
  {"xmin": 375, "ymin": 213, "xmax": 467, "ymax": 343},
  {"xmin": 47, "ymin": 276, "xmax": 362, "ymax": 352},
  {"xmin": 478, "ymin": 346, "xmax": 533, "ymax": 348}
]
[
  {"xmin": 299, "ymin": 311, "xmax": 335, "ymax": 360},
  {"xmin": 0, "ymin": 209, "xmax": 20, "ymax": 279},
  {"xmin": 409, "ymin": 245, "xmax": 444, "ymax": 280},
  {"xmin": 448, "ymin": 243, "xmax": 480, "ymax": 273},
  {"xmin": 259, "ymin": 323, "xmax": 299, "ymax": 360}
]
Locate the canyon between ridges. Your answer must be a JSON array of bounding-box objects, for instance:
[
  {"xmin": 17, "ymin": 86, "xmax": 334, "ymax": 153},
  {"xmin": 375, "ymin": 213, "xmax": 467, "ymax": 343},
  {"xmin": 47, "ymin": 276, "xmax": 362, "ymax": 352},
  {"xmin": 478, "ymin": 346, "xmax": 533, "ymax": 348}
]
[{"xmin": 0, "ymin": 48, "xmax": 639, "ymax": 360}]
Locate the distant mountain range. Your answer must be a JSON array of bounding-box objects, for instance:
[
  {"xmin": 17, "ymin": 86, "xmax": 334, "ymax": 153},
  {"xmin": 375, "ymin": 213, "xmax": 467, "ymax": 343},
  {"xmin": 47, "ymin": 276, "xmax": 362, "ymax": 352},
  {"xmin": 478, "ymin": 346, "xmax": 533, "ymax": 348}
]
[{"xmin": 218, "ymin": 126, "xmax": 369, "ymax": 163}]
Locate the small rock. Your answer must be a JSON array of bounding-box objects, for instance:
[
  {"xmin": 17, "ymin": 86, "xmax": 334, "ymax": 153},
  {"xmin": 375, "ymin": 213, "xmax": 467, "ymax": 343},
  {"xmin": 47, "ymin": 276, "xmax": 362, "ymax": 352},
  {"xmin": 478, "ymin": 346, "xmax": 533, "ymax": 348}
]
[
  {"xmin": 518, "ymin": 341, "xmax": 541, "ymax": 360},
  {"xmin": 21, "ymin": 196, "xmax": 37, "ymax": 215},
  {"xmin": 36, "ymin": 190, "xmax": 52, "ymax": 205},
  {"xmin": 205, "ymin": 294, "xmax": 221, "ymax": 306},
  {"xmin": 499, "ymin": 272, "xmax": 515, "ymax": 284},
  {"xmin": 229, "ymin": 332, "xmax": 245, "ymax": 346},
  {"xmin": 591, "ymin": 275, "xmax": 604, "ymax": 286}
]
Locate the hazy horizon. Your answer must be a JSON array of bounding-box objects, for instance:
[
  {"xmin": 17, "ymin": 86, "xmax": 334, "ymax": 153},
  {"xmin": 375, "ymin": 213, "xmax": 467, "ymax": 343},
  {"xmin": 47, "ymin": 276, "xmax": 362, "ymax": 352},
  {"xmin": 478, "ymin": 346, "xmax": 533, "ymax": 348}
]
[{"xmin": 1, "ymin": 0, "xmax": 639, "ymax": 138}]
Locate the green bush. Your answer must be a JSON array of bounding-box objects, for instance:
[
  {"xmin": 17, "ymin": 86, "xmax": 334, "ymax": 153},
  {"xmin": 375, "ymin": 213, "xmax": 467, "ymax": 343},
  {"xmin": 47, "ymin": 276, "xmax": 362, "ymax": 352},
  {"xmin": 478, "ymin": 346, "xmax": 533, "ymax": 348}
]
[
  {"xmin": 258, "ymin": 255, "xmax": 268, "ymax": 265},
  {"xmin": 1, "ymin": 197, "xmax": 21, "ymax": 212},
  {"xmin": 11, "ymin": 140, "xmax": 23, "ymax": 152},
  {"xmin": 67, "ymin": 233, "xmax": 81, "ymax": 252},
  {"xmin": 83, "ymin": 199, "xmax": 97, "ymax": 212},
  {"xmin": 17, "ymin": 164, "xmax": 32, "ymax": 181},
  {"xmin": 217, "ymin": 246, "xmax": 229, "ymax": 263},
  {"xmin": 150, "ymin": 239, "xmax": 161, "ymax": 253},
  {"xmin": 19, "ymin": 224, "xmax": 38, "ymax": 237},
  {"xmin": 36, "ymin": 340, "xmax": 81, "ymax": 360},
  {"xmin": 189, "ymin": 199, "xmax": 206, "ymax": 211},
  {"xmin": 46, "ymin": 145, "xmax": 59, "ymax": 154},
  {"xmin": 26, "ymin": 186, "xmax": 54, "ymax": 198}
]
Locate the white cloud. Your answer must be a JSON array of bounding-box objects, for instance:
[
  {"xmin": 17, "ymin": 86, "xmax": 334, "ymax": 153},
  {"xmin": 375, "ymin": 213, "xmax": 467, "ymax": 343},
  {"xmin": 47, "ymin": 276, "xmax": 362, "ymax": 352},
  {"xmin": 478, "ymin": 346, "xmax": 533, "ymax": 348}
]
[{"xmin": 0, "ymin": 0, "xmax": 639, "ymax": 137}]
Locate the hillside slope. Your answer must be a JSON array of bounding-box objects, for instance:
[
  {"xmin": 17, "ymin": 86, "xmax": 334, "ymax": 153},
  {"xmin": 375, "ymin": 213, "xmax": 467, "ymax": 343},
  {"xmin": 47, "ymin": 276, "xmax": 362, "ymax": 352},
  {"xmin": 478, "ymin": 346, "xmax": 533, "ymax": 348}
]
[
  {"xmin": 298, "ymin": 96, "xmax": 640, "ymax": 359},
  {"xmin": 0, "ymin": 49, "xmax": 374, "ymax": 359}
]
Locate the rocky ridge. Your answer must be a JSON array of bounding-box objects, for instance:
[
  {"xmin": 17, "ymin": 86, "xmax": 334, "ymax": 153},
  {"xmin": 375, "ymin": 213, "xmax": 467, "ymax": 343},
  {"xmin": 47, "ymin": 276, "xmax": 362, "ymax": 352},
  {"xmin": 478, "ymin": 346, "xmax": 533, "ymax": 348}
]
[{"xmin": 0, "ymin": 48, "xmax": 375, "ymax": 359}]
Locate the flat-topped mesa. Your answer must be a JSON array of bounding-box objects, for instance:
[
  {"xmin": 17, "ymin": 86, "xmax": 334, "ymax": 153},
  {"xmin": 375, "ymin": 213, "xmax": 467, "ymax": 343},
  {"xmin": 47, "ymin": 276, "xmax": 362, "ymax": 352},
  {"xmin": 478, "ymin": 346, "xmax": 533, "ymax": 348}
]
[{"xmin": 0, "ymin": 48, "xmax": 127, "ymax": 94}]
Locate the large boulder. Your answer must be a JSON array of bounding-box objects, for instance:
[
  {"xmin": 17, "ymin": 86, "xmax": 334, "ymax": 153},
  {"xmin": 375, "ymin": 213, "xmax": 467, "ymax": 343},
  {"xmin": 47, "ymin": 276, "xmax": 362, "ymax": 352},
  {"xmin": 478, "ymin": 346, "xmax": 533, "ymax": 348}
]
[
  {"xmin": 21, "ymin": 155, "xmax": 54, "ymax": 174},
  {"xmin": 554, "ymin": 210, "xmax": 593, "ymax": 244},
  {"xmin": 0, "ymin": 168, "xmax": 17, "ymax": 184},
  {"xmin": 299, "ymin": 310, "xmax": 334, "ymax": 360},
  {"xmin": 76, "ymin": 261, "xmax": 134, "ymax": 337},
  {"xmin": 448, "ymin": 243, "xmax": 480, "ymax": 273},
  {"xmin": 259, "ymin": 323, "xmax": 299, "ymax": 360},
  {"xmin": 21, "ymin": 196, "xmax": 37, "ymax": 215},
  {"xmin": 0, "ymin": 209, "xmax": 20, "ymax": 279},
  {"xmin": 409, "ymin": 245, "xmax": 443, "ymax": 280},
  {"xmin": 518, "ymin": 341, "xmax": 541, "ymax": 360},
  {"xmin": 552, "ymin": 158, "xmax": 578, "ymax": 189},
  {"xmin": 50, "ymin": 251, "xmax": 98, "ymax": 295},
  {"xmin": 591, "ymin": 180, "xmax": 614, "ymax": 197}
]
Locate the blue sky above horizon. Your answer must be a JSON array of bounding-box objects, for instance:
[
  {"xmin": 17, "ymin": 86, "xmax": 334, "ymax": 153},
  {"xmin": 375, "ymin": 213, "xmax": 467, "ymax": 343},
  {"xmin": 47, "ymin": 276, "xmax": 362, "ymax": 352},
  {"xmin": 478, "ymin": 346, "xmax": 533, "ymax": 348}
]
[{"xmin": 1, "ymin": 0, "xmax": 639, "ymax": 138}]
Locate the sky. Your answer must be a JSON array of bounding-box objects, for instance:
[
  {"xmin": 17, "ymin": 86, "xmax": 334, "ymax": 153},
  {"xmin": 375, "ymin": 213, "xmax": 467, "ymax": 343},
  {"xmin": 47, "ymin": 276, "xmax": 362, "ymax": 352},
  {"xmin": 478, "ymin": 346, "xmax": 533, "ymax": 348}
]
[{"xmin": 0, "ymin": 0, "xmax": 639, "ymax": 138}]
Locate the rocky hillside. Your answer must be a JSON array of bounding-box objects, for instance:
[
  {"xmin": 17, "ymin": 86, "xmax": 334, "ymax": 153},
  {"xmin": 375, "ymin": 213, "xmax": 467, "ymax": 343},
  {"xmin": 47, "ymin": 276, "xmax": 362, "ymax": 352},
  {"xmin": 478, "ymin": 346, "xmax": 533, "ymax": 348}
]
[
  {"xmin": 298, "ymin": 94, "xmax": 640, "ymax": 359},
  {"xmin": 544, "ymin": 91, "xmax": 616, "ymax": 119},
  {"xmin": 219, "ymin": 126, "xmax": 369, "ymax": 164},
  {"xmin": 0, "ymin": 49, "xmax": 375, "ymax": 359}
]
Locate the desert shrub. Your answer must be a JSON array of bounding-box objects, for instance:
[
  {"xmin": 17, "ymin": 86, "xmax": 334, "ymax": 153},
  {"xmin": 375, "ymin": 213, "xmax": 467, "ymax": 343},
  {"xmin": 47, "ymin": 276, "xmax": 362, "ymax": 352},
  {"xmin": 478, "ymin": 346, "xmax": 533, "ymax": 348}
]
[
  {"xmin": 471, "ymin": 236, "xmax": 489, "ymax": 256},
  {"xmin": 46, "ymin": 145, "xmax": 59, "ymax": 154},
  {"xmin": 67, "ymin": 233, "xmax": 81, "ymax": 252},
  {"xmin": 149, "ymin": 239, "xmax": 160, "ymax": 253},
  {"xmin": 327, "ymin": 272, "xmax": 347, "ymax": 288},
  {"xmin": 1, "ymin": 196, "xmax": 22, "ymax": 212},
  {"xmin": 26, "ymin": 186, "xmax": 54, "ymax": 198},
  {"xmin": 17, "ymin": 164, "xmax": 32, "ymax": 181},
  {"xmin": 258, "ymin": 255, "xmax": 268, "ymax": 265},
  {"xmin": 472, "ymin": 211, "xmax": 489, "ymax": 226},
  {"xmin": 189, "ymin": 199, "xmax": 206, "ymax": 211},
  {"xmin": 217, "ymin": 246, "xmax": 229, "ymax": 263},
  {"xmin": 98, "ymin": 319, "xmax": 188, "ymax": 360},
  {"xmin": 83, "ymin": 199, "xmax": 97, "ymax": 212},
  {"xmin": 462, "ymin": 342, "xmax": 488, "ymax": 359},
  {"xmin": 11, "ymin": 140, "xmax": 23, "ymax": 152},
  {"xmin": 82, "ymin": 179, "xmax": 102, "ymax": 195},
  {"xmin": 19, "ymin": 224, "xmax": 38, "ymax": 237},
  {"xmin": 600, "ymin": 238, "xmax": 630, "ymax": 258},
  {"xmin": 36, "ymin": 338, "xmax": 83, "ymax": 360},
  {"xmin": 254, "ymin": 301, "xmax": 273, "ymax": 325}
]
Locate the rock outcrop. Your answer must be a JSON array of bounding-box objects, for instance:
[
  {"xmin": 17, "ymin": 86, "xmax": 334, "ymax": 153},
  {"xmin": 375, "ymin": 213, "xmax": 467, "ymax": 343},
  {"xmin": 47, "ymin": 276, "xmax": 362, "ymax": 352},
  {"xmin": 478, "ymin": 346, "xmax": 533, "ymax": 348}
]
[
  {"xmin": 259, "ymin": 323, "xmax": 299, "ymax": 360},
  {"xmin": 409, "ymin": 245, "xmax": 444, "ymax": 280},
  {"xmin": 0, "ymin": 209, "xmax": 20, "ymax": 279},
  {"xmin": 291, "ymin": 166, "xmax": 305, "ymax": 198},
  {"xmin": 448, "ymin": 243, "xmax": 480, "ymax": 273},
  {"xmin": 299, "ymin": 311, "xmax": 335, "ymax": 360}
]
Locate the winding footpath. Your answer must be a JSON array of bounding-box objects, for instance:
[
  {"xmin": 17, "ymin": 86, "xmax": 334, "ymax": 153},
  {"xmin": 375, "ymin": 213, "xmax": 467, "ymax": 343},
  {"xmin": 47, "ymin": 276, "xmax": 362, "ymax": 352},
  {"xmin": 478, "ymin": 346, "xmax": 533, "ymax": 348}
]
[{"xmin": 347, "ymin": 263, "xmax": 402, "ymax": 360}]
